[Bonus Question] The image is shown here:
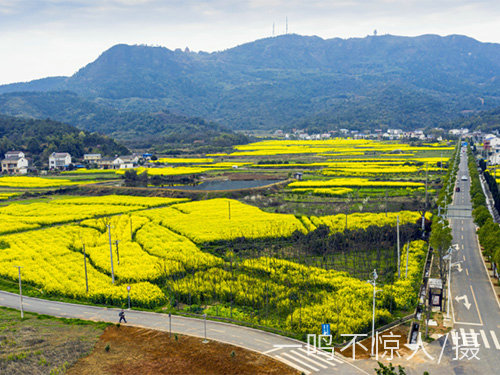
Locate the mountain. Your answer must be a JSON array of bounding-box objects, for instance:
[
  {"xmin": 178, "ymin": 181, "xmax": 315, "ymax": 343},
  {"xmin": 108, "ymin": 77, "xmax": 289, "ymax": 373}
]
[
  {"xmin": 0, "ymin": 115, "xmax": 129, "ymax": 167},
  {"xmin": 445, "ymin": 106, "xmax": 500, "ymax": 132},
  {"xmin": 0, "ymin": 91, "xmax": 248, "ymax": 150},
  {"xmin": 1, "ymin": 33, "xmax": 500, "ymax": 131}
]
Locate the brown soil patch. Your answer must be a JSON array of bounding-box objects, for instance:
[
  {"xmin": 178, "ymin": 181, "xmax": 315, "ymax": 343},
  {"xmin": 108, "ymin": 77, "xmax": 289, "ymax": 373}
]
[{"xmin": 67, "ymin": 325, "xmax": 299, "ymax": 375}]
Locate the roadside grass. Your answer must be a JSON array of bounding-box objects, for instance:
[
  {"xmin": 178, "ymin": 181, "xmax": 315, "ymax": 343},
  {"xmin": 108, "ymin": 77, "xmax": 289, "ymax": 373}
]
[{"xmin": 0, "ymin": 306, "xmax": 108, "ymax": 375}]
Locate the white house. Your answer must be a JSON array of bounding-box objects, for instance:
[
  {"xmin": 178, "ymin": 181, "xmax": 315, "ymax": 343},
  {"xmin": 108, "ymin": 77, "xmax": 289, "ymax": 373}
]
[
  {"xmin": 1, "ymin": 151, "xmax": 29, "ymax": 174},
  {"xmin": 83, "ymin": 153, "xmax": 102, "ymax": 162},
  {"xmin": 484, "ymin": 135, "xmax": 500, "ymax": 165},
  {"xmin": 49, "ymin": 152, "xmax": 72, "ymax": 170},
  {"xmin": 113, "ymin": 155, "xmax": 139, "ymax": 169},
  {"xmin": 449, "ymin": 128, "xmax": 469, "ymax": 136}
]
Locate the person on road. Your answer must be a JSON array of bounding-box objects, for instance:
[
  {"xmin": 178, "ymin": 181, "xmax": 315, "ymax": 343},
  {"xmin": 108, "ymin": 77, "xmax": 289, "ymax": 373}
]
[{"xmin": 119, "ymin": 309, "xmax": 127, "ymax": 323}]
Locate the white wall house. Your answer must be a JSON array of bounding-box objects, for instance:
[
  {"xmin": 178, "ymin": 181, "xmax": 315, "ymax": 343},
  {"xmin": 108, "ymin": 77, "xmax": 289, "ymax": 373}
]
[
  {"xmin": 1, "ymin": 151, "xmax": 29, "ymax": 174},
  {"xmin": 83, "ymin": 153, "xmax": 102, "ymax": 162},
  {"xmin": 485, "ymin": 135, "xmax": 500, "ymax": 165},
  {"xmin": 113, "ymin": 155, "xmax": 139, "ymax": 169},
  {"xmin": 49, "ymin": 152, "xmax": 72, "ymax": 170}
]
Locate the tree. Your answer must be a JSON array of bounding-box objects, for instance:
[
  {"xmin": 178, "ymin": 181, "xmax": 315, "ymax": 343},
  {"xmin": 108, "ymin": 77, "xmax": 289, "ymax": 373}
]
[
  {"xmin": 429, "ymin": 219, "xmax": 452, "ymax": 280},
  {"xmin": 375, "ymin": 362, "xmax": 407, "ymax": 375}
]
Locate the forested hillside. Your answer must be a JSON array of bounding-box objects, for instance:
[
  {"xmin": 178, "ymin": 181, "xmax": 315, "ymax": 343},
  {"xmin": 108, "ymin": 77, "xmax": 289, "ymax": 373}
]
[
  {"xmin": 1, "ymin": 33, "xmax": 499, "ymax": 132},
  {"xmin": 0, "ymin": 92, "xmax": 248, "ymax": 150},
  {"xmin": 0, "ymin": 115, "xmax": 129, "ymax": 167}
]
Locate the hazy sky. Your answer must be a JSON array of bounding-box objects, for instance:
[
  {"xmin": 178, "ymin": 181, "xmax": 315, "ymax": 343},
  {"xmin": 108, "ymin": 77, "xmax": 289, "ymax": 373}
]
[{"xmin": 1, "ymin": 0, "xmax": 499, "ymax": 84}]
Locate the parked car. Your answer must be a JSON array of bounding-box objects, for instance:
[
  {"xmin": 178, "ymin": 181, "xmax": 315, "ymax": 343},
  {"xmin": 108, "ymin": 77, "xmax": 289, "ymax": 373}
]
[
  {"xmin": 455, "ymin": 187, "xmax": 461, "ymax": 192},
  {"xmin": 461, "ymin": 175, "xmax": 467, "ymax": 181}
]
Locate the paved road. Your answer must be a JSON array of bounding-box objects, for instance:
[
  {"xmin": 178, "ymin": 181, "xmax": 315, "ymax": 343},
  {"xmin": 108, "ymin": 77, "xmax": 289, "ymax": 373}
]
[
  {"xmin": 0, "ymin": 291, "xmax": 367, "ymax": 375},
  {"xmin": 445, "ymin": 147, "xmax": 500, "ymax": 373}
]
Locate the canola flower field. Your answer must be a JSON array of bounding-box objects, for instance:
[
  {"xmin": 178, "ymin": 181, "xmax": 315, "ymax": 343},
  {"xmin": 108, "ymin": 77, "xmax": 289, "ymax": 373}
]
[
  {"xmin": 0, "ymin": 139, "xmax": 452, "ymax": 190},
  {"xmin": 0, "ymin": 139, "xmax": 449, "ymax": 336},
  {"xmin": 0, "ymin": 193, "xmax": 430, "ymax": 335}
]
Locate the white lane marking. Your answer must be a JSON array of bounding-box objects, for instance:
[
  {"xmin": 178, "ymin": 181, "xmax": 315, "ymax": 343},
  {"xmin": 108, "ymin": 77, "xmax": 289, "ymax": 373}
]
[
  {"xmin": 275, "ymin": 354, "xmax": 312, "ymax": 374},
  {"xmin": 469, "ymin": 285, "xmax": 483, "ymax": 326},
  {"xmin": 461, "ymin": 227, "xmax": 464, "ymax": 231},
  {"xmin": 290, "ymin": 350, "xmax": 328, "ymax": 369},
  {"xmin": 461, "ymin": 235, "xmax": 464, "ymax": 240},
  {"xmin": 209, "ymin": 328, "xmax": 224, "ymax": 333},
  {"xmin": 491, "ymin": 331, "xmax": 500, "ymax": 350},
  {"xmin": 460, "ymin": 328, "xmax": 466, "ymax": 342},
  {"xmin": 461, "ymin": 244, "xmax": 464, "ymax": 250},
  {"xmin": 466, "ymin": 269, "xmax": 469, "ymax": 276},
  {"xmin": 478, "ymin": 329, "xmax": 490, "ymax": 349},
  {"xmin": 297, "ymin": 348, "xmax": 339, "ymax": 366},
  {"xmin": 454, "ymin": 321, "xmax": 483, "ymax": 326},
  {"xmin": 254, "ymin": 338, "xmax": 270, "ymax": 345},
  {"xmin": 282, "ymin": 352, "xmax": 319, "ymax": 371},
  {"xmin": 463, "ymin": 255, "xmax": 466, "ymax": 261},
  {"xmin": 263, "ymin": 347, "xmax": 282, "ymax": 354},
  {"xmin": 273, "ymin": 345, "xmax": 303, "ymax": 348}
]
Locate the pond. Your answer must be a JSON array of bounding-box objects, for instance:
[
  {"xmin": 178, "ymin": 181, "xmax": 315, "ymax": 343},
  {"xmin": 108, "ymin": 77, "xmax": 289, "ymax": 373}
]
[{"xmin": 171, "ymin": 179, "xmax": 283, "ymax": 191}]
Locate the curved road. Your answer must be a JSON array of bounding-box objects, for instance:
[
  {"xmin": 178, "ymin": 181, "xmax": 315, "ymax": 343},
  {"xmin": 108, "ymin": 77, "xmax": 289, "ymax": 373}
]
[{"xmin": 0, "ymin": 291, "xmax": 367, "ymax": 375}]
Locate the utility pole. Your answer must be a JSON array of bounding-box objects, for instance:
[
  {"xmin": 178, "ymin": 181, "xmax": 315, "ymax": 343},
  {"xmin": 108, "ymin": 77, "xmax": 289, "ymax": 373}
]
[
  {"xmin": 385, "ymin": 190, "xmax": 388, "ymax": 217},
  {"xmin": 107, "ymin": 224, "xmax": 115, "ymax": 284},
  {"xmin": 14, "ymin": 266, "xmax": 23, "ymax": 319},
  {"xmin": 405, "ymin": 242, "xmax": 410, "ymax": 278},
  {"xmin": 127, "ymin": 285, "xmax": 131, "ymax": 310},
  {"xmin": 130, "ymin": 215, "xmax": 133, "ymax": 241},
  {"xmin": 425, "ymin": 162, "xmax": 428, "ymax": 209},
  {"xmin": 203, "ymin": 314, "xmax": 208, "ymax": 343},
  {"xmin": 83, "ymin": 243, "xmax": 89, "ymax": 293},
  {"xmin": 397, "ymin": 215, "xmax": 400, "ymax": 278},
  {"xmin": 169, "ymin": 312, "xmax": 172, "ymax": 338},
  {"xmin": 368, "ymin": 269, "xmax": 381, "ymax": 357},
  {"xmin": 115, "ymin": 240, "xmax": 120, "ymax": 265}
]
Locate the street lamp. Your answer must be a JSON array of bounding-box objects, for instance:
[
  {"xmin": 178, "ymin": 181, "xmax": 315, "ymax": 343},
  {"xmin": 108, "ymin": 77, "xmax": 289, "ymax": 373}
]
[{"xmin": 368, "ymin": 269, "xmax": 382, "ymax": 357}]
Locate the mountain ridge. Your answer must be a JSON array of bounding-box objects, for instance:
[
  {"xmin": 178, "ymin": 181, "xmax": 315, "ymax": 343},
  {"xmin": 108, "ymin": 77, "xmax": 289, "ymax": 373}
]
[{"xmin": 1, "ymin": 33, "xmax": 499, "ymax": 132}]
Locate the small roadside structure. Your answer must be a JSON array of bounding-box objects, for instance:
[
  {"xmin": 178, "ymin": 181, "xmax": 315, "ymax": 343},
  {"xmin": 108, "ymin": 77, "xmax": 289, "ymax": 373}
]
[
  {"xmin": 1, "ymin": 151, "xmax": 29, "ymax": 174},
  {"xmin": 49, "ymin": 152, "xmax": 72, "ymax": 170},
  {"xmin": 427, "ymin": 278, "xmax": 443, "ymax": 311},
  {"xmin": 293, "ymin": 172, "xmax": 303, "ymax": 180}
]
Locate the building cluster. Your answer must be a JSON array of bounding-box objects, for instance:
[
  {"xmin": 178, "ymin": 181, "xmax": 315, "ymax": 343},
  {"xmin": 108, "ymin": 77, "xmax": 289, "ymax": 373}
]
[
  {"xmin": 275, "ymin": 128, "xmax": 438, "ymax": 141},
  {"xmin": 482, "ymin": 134, "xmax": 500, "ymax": 165},
  {"xmin": 1, "ymin": 151, "xmax": 143, "ymax": 175}
]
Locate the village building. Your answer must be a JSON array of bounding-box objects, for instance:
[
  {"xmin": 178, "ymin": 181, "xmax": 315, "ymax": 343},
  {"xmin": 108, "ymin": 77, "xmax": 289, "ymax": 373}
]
[
  {"xmin": 49, "ymin": 152, "xmax": 72, "ymax": 170},
  {"xmin": 1, "ymin": 151, "xmax": 30, "ymax": 174}
]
